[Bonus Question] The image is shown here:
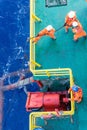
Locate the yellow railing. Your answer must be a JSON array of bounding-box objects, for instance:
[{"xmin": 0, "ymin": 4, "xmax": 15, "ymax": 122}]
[
  {"xmin": 33, "ymin": 68, "xmax": 74, "ymax": 115},
  {"xmin": 29, "ymin": 1, "xmax": 73, "ymax": 77},
  {"xmin": 30, "ymin": 110, "xmax": 74, "ymax": 130},
  {"xmin": 30, "ymin": 0, "xmax": 42, "ymax": 72},
  {"xmin": 30, "ymin": 0, "xmax": 35, "ymax": 71},
  {"xmin": 32, "ymin": 68, "xmax": 74, "ymax": 78}
]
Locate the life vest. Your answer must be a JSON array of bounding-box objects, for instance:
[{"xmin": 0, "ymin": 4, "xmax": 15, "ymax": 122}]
[
  {"xmin": 38, "ymin": 29, "xmax": 48, "ymax": 36},
  {"xmin": 32, "ymin": 27, "xmax": 55, "ymax": 43},
  {"xmin": 73, "ymin": 88, "xmax": 83, "ymax": 103},
  {"xmin": 72, "ymin": 23, "xmax": 84, "ymax": 34},
  {"xmin": 65, "ymin": 15, "xmax": 77, "ymax": 27},
  {"xmin": 72, "ymin": 22, "xmax": 86, "ymax": 40}
]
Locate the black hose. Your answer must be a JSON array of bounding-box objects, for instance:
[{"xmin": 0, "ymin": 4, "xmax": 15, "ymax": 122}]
[{"xmin": 55, "ymin": 23, "xmax": 66, "ymax": 32}]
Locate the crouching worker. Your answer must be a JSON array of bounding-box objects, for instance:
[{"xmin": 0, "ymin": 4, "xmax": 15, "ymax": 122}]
[
  {"xmin": 68, "ymin": 85, "xmax": 83, "ymax": 103},
  {"xmin": 32, "ymin": 25, "xmax": 56, "ymax": 43},
  {"xmin": 65, "ymin": 11, "xmax": 77, "ymax": 32},
  {"xmin": 72, "ymin": 21, "xmax": 87, "ymax": 41}
]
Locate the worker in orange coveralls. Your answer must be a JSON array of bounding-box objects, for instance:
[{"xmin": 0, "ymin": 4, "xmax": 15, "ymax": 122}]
[
  {"xmin": 68, "ymin": 85, "xmax": 83, "ymax": 103},
  {"xmin": 32, "ymin": 25, "xmax": 56, "ymax": 43},
  {"xmin": 72, "ymin": 21, "xmax": 87, "ymax": 41},
  {"xmin": 65, "ymin": 11, "xmax": 78, "ymax": 32}
]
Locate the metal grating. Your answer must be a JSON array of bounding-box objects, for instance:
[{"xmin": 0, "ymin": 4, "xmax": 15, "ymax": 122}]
[{"xmin": 45, "ymin": 0, "xmax": 67, "ymax": 7}]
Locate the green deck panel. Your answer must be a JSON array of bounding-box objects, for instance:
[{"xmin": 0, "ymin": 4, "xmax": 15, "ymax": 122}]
[
  {"xmin": 33, "ymin": 0, "xmax": 87, "ymax": 130},
  {"xmin": 35, "ymin": 0, "xmax": 87, "ymax": 71},
  {"xmin": 35, "ymin": 113, "xmax": 79, "ymax": 130},
  {"xmin": 34, "ymin": 0, "xmax": 87, "ymax": 81},
  {"xmin": 34, "ymin": 0, "xmax": 87, "ymax": 84}
]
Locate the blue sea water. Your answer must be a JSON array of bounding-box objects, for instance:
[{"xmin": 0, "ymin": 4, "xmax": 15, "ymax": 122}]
[{"xmin": 0, "ymin": 0, "xmax": 30, "ymax": 130}]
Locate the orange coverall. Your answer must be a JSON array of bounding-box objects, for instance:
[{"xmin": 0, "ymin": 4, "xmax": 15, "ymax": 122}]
[
  {"xmin": 72, "ymin": 22, "xmax": 87, "ymax": 41},
  {"xmin": 65, "ymin": 15, "xmax": 77, "ymax": 32},
  {"xmin": 32, "ymin": 28, "xmax": 55, "ymax": 43},
  {"xmin": 68, "ymin": 87, "xmax": 83, "ymax": 103}
]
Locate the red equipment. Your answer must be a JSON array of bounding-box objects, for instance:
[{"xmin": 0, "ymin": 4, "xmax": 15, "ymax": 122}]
[{"xmin": 26, "ymin": 91, "xmax": 70, "ymax": 111}]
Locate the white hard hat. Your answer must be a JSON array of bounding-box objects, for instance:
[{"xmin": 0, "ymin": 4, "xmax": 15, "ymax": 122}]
[
  {"xmin": 68, "ymin": 11, "xmax": 76, "ymax": 18},
  {"xmin": 46, "ymin": 25, "xmax": 53, "ymax": 31},
  {"xmin": 72, "ymin": 21, "xmax": 78, "ymax": 27}
]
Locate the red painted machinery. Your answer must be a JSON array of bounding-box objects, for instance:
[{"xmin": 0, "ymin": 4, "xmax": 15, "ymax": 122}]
[{"xmin": 26, "ymin": 91, "xmax": 70, "ymax": 111}]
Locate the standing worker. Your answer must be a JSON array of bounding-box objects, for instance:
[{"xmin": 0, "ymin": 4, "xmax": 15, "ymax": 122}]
[
  {"xmin": 72, "ymin": 21, "xmax": 87, "ymax": 41},
  {"xmin": 68, "ymin": 85, "xmax": 83, "ymax": 103},
  {"xmin": 32, "ymin": 25, "xmax": 56, "ymax": 43},
  {"xmin": 65, "ymin": 11, "xmax": 78, "ymax": 32}
]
